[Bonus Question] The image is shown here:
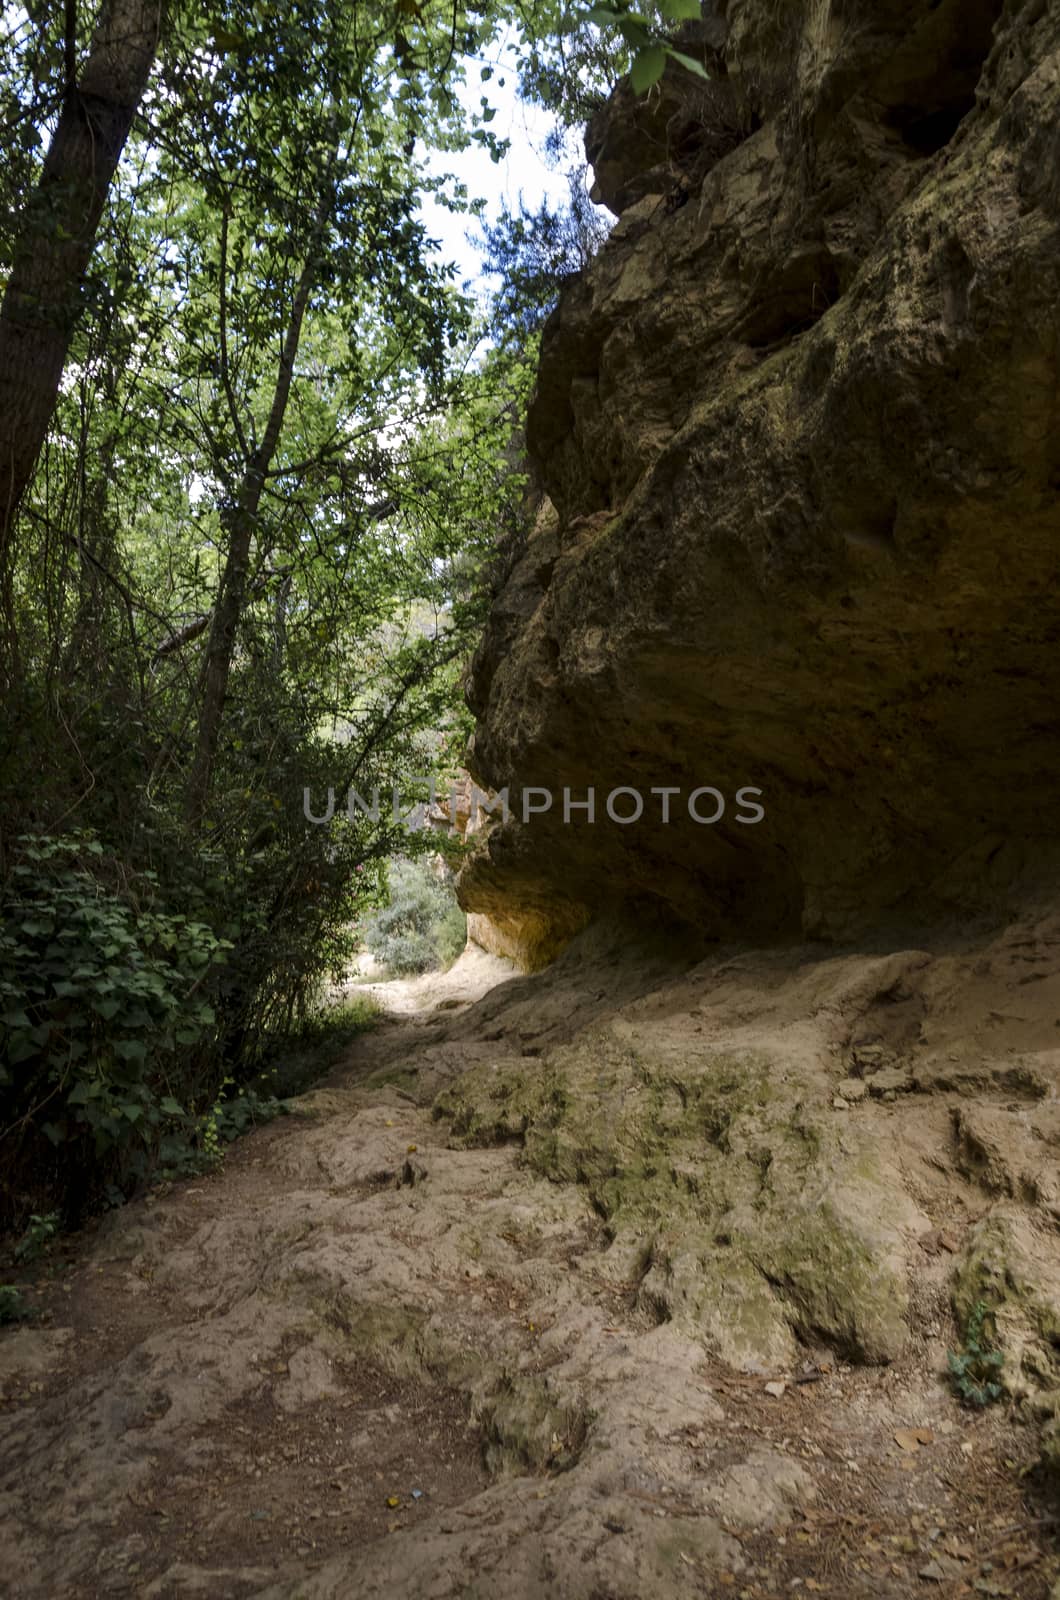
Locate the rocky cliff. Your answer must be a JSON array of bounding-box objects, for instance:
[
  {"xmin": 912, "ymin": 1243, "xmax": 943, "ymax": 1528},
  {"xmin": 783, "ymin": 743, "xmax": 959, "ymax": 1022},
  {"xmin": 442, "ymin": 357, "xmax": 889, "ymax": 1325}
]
[{"xmin": 463, "ymin": 0, "xmax": 1060, "ymax": 967}]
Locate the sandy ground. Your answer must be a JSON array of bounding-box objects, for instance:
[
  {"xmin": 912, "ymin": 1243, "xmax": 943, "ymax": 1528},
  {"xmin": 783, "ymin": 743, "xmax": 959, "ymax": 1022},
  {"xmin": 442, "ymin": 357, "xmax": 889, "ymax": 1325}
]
[
  {"xmin": 352, "ymin": 943, "xmax": 518, "ymax": 1018},
  {"xmin": 0, "ymin": 928, "xmax": 1058, "ymax": 1598}
]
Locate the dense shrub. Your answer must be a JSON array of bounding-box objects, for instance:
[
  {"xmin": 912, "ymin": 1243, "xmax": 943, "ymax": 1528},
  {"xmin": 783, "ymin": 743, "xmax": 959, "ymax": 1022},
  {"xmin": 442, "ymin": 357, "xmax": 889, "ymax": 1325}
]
[
  {"xmin": 0, "ymin": 669, "xmax": 464, "ymax": 1229},
  {"xmin": 0, "ymin": 833, "xmax": 230, "ymax": 1223},
  {"xmin": 361, "ymin": 857, "xmax": 467, "ymax": 975}
]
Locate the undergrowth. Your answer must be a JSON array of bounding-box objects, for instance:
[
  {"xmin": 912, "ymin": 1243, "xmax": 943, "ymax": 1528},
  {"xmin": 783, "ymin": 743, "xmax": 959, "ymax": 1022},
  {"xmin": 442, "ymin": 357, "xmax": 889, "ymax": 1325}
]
[
  {"xmin": 948, "ymin": 1299, "xmax": 1005, "ymax": 1407},
  {"xmin": 0, "ymin": 828, "xmax": 389, "ymax": 1230},
  {"xmin": 360, "ymin": 858, "xmax": 466, "ymax": 976},
  {"xmin": 260, "ymin": 994, "xmax": 383, "ymax": 1100},
  {"xmin": 0, "ymin": 1284, "xmax": 32, "ymax": 1325}
]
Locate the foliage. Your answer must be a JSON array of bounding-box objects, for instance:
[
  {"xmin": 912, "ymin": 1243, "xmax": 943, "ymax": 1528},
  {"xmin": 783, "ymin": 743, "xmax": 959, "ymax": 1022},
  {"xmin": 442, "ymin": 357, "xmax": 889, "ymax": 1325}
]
[
  {"xmin": 0, "ymin": 1285, "xmax": 32, "ymax": 1326},
  {"xmin": 261, "ymin": 993, "xmax": 384, "ymax": 1099},
  {"xmin": 479, "ymin": 167, "xmax": 611, "ymax": 338},
  {"xmin": 0, "ymin": 14, "xmax": 535, "ymax": 1219},
  {"xmin": 0, "ymin": 833, "xmax": 231, "ymax": 1221},
  {"xmin": 586, "ymin": 0, "xmax": 710, "ymax": 91},
  {"xmin": 948, "ymin": 1299, "xmax": 1005, "ymax": 1407},
  {"xmin": 192, "ymin": 1078, "xmax": 285, "ymax": 1171},
  {"xmin": 517, "ymin": 0, "xmax": 709, "ymax": 126},
  {"xmin": 362, "ymin": 857, "xmax": 467, "ymax": 975},
  {"xmin": 0, "ymin": 0, "xmax": 690, "ymax": 1232},
  {"xmin": 13, "ymin": 1212, "xmax": 59, "ymax": 1264}
]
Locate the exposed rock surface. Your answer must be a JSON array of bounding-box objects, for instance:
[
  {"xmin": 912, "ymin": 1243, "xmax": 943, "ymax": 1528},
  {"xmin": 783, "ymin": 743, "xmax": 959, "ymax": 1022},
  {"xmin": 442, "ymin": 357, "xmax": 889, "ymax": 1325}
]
[
  {"xmin": 2, "ymin": 922, "xmax": 1059, "ymax": 1596},
  {"xmin": 463, "ymin": 0, "xmax": 1060, "ymax": 963}
]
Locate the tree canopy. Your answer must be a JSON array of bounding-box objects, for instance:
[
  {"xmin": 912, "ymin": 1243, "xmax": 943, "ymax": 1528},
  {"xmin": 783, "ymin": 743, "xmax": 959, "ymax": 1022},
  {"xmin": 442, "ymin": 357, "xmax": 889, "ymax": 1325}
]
[{"xmin": 0, "ymin": 0, "xmax": 708, "ymax": 1225}]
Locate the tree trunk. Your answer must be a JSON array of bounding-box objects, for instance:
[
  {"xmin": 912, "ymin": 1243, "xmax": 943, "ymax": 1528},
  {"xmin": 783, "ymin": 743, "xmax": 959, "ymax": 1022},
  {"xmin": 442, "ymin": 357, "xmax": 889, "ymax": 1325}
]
[
  {"xmin": 0, "ymin": 0, "xmax": 163, "ymax": 564},
  {"xmin": 184, "ymin": 250, "xmax": 320, "ymax": 828}
]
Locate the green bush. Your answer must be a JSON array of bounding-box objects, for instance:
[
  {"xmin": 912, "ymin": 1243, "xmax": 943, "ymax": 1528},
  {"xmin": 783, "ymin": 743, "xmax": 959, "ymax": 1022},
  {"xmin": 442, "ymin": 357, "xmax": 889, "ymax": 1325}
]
[
  {"xmin": 13, "ymin": 1211, "xmax": 59, "ymax": 1263},
  {"xmin": 361, "ymin": 858, "xmax": 467, "ymax": 976},
  {"xmin": 0, "ymin": 833, "xmax": 230, "ymax": 1224},
  {"xmin": 0, "ymin": 1285, "xmax": 31, "ymax": 1325}
]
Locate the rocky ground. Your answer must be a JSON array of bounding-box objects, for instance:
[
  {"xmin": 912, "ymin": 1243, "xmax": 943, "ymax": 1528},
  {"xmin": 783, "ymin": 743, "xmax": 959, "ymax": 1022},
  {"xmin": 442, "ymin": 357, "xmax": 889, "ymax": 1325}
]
[{"xmin": 1, "ymin": 920, "xmax": 1059, "ymax": 1599}]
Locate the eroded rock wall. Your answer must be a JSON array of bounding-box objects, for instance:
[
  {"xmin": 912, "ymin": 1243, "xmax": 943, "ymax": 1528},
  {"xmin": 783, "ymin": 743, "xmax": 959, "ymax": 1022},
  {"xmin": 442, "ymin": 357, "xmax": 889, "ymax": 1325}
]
[{"xmin": 463, "ymin": 0, "xmax": 1060, "ymax": 963}]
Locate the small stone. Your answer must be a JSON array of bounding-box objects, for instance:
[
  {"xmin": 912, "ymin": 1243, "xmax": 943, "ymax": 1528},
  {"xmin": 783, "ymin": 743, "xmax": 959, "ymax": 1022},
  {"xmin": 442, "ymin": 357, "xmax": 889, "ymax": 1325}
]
[
  {"xmin": 837, "ymin": 1078, "xmax": 868, "ymax": 1103},
  {"xmin": 764, "ymin": 1380, "xmax": 787, "ymax": 1398},
  {"xmin": 894, "ymin": 1427, "xmax": 928, "ymax": 1451},
  {"xmin": 869, "ymin": 1068, "xmax": 914, "ymax": 1097},
  {"xmin": 918, "ymin": 1555, "xmax": 963, "ymax": 1582}
]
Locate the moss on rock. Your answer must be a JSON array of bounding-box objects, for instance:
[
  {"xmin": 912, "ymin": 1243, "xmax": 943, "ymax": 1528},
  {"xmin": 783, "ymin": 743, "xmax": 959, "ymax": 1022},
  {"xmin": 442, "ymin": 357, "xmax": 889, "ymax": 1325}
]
[
  {"xmin": 952, "ymin": 1205, "xmax": 1060, "ymax": 1403},
  {"xmin": 475, "ymin": 1374, "xmax": 592, "ymax": 1476},
  {"xmin": 434, "ymin": 1028, "xmax": 913, "ymax": 1369}
]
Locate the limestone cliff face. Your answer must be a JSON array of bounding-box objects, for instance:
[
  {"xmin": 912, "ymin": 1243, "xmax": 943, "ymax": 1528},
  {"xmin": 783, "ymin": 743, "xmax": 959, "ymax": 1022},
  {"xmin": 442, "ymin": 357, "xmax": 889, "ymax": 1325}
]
[{"xmin": 463, "ymin": 0, "xmax": 1060, "ymax": 965}]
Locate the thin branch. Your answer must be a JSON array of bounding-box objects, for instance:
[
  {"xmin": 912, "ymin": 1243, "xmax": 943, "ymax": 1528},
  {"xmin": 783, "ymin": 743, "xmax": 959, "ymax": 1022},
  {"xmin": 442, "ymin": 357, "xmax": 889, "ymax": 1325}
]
[
  {"xmin": 218, "ymin": 204, "xmax": 249, "ymax": 461},
  {"xmin": 63, "ymin": 0, "xmax": 77, "ymax": 98}
]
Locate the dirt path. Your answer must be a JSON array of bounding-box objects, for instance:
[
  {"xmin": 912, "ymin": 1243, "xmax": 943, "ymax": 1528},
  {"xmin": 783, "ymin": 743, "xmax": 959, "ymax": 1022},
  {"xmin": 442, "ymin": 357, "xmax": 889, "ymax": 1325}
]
[
  {"xmin": 1, "ymin": 934, "xmax": 1058, "ymax": 1598},
  {"xmin": 352, "ymin": 942, "xmax": 518, "ymax": 1018}
]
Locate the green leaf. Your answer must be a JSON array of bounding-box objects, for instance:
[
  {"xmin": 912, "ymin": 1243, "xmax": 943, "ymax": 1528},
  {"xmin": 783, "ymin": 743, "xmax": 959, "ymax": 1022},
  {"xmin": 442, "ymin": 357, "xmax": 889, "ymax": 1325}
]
[
  {"xmin": 630, "ymin": 44, "xmax": 667, "ymax": 92},
  {"xmin": 617, "ymin": 18, "xmax": 651, "ymax": 49},
  {"xmin": 160, "ymin": 1096, "xmax": 185, "ymax": 1117},
  {"xmin": 667, "ymin": 48, "xmax": 711, "ymax": 79},
  {"xmin": 658, "ymin": 0, "xmax": 701, "ymax": 17}
]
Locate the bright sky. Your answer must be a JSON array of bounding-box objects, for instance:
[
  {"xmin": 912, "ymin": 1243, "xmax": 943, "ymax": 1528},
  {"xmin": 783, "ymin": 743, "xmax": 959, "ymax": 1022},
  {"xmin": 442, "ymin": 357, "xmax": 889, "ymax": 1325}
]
[{"xmin": 419, "ymin": 51, "xmax": 586, "ymax": 295}]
